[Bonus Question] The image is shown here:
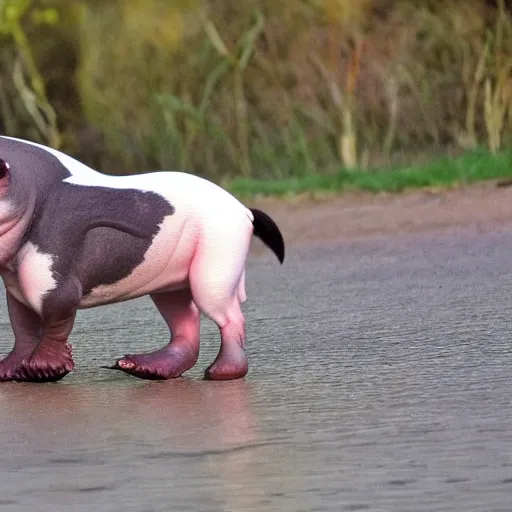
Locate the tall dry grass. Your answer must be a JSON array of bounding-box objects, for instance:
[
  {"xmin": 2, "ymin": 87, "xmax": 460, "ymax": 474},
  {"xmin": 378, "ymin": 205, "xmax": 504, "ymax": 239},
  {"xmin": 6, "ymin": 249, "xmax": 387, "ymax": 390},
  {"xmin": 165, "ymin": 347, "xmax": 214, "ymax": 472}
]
[
  {"xmin": 2, "ymin": 0, "xmax": 512, "ymax": 179},
  {"xmin": 0, "ymin": 0, "xmax": 61, "ymax": 147}
]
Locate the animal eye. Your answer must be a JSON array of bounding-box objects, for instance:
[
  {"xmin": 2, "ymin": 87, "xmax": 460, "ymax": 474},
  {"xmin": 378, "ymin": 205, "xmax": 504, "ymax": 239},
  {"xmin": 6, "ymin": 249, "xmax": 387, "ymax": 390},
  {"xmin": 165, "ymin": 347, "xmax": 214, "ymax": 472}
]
[{"xmin": 0, "ymin": 160, "xmax": 9, "ymax": 180}]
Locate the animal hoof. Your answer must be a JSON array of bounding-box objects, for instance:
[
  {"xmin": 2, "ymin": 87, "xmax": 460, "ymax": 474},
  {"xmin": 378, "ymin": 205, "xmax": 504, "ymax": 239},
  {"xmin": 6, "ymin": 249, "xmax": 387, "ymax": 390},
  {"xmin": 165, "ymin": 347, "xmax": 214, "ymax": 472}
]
[
  {"xmin": 12, "ymin": 341, "xmax": 74, "ymax": 383},
  {"xmin": 0, "ymin": 357, "xmax": 23, "ymax": 382},
  {"xmin": 107, "ymin": 357, "xmax": 172, "ymax": 380},
  {"xmin": 13, "ymin": 362, "xmax": 73, "ymax": 383},
  {"xmin": 0, "ymin": 347, "xmax": 41, "ymax": 382},
  {"xmin": 204, "ymin": 341, "xmax": 248, "ymax": 381},
  {"xmin": 113, "ymin": 359, "xmax": 136, "ymax": 371},
  {"xmin": 107, "ymin": 342, "xmax": 199, "ymax": 380},
  {"xmin": 0, "ymin": 366, "xmax": 18, "ymax": 382},
  {"xmin": 204, "ymin": 365, "xmax": 248, "ymax": 381}
]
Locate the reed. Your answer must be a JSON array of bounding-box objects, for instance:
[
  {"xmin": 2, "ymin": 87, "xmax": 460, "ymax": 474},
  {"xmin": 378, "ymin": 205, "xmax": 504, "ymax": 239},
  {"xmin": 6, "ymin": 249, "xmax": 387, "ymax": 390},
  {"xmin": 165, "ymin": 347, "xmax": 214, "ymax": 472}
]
[
  {"xmin": 0, "ymin": 0, "xmax": 60, "ymax": 147},
  {"xmin": 1, "ymin": 0, "xmax": 512, "ymax": 183}
]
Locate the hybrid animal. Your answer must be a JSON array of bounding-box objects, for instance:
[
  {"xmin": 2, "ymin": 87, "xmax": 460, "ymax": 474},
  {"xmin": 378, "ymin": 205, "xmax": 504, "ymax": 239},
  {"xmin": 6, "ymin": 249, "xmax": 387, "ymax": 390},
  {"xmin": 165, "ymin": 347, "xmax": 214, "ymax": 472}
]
[{"xmin": 0, "ymin": 136, "xmax": 284, "ymax": 382}]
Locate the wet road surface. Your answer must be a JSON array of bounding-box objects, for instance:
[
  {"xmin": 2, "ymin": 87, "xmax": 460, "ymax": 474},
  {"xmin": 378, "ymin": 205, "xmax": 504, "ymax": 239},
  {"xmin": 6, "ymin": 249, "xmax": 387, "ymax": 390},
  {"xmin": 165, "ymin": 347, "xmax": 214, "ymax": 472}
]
[{"xmin": 0, "ymin": 229, "xmax": 512, "ymax": 511}]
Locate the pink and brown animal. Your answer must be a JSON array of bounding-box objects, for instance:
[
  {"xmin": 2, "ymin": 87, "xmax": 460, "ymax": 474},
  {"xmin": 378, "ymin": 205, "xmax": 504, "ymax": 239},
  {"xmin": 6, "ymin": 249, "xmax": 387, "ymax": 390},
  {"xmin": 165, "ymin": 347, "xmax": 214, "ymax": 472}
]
[{"xmin": 0, "ymin": 136, "xmax": 284, "ymax": 383}]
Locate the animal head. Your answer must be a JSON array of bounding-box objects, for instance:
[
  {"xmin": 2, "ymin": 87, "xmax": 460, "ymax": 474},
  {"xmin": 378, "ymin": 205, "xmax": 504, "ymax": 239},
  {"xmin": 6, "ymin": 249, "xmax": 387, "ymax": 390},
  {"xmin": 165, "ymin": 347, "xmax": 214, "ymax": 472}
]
[{"xmin": 0, "ymin": 137, "xmax": 71, "ymax": 264}]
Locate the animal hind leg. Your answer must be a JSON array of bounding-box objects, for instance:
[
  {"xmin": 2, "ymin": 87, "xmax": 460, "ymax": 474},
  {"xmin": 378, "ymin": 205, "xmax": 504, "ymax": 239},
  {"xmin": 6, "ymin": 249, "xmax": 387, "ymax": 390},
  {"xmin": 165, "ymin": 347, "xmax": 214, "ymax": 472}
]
[
  {"xmin": 109, "ymin": 289, "xmax": 201, "ymax": 380},
  {"xmin": 202, "ymin": 296, "xmax": 248, "ymax": 381},
  {"xmin": 189, "ymin": 224, "xmax": 251, "ymax": 380}
]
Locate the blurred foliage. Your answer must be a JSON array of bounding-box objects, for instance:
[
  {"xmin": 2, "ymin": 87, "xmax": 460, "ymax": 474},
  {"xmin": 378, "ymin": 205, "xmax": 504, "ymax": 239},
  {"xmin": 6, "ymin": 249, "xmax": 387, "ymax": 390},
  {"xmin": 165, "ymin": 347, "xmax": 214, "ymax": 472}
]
[
  {"xmin": 0, "ymin": 0, "xmax": 61, "ymax": 147},
  {"xmin": 1, "ymin": 0, "xmax": 512, "ymax": 180}
]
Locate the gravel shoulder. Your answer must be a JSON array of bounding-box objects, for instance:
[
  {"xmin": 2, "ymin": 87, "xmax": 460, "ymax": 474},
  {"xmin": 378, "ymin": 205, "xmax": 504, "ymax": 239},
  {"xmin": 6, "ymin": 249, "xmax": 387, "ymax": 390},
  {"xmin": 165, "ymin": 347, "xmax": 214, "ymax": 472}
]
[{"xmin": 247, "ymin": 180, "xmax": 512, "ymax": 253}]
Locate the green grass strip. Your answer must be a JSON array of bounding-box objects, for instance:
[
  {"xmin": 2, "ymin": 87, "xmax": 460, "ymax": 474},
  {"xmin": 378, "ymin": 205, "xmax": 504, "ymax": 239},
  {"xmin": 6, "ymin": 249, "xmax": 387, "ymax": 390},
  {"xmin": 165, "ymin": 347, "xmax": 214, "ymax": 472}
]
[{"xmin": 226, "ymin": 148, "xmax": 512, "ymax": 198}]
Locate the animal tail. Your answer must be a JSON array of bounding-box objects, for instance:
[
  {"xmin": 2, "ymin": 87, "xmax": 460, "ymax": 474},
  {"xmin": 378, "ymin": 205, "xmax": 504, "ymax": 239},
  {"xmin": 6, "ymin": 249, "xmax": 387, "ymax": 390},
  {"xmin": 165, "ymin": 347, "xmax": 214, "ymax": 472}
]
[{"xmin": 250, "ymin": 208, "xmax": 285, "ymax": 264}]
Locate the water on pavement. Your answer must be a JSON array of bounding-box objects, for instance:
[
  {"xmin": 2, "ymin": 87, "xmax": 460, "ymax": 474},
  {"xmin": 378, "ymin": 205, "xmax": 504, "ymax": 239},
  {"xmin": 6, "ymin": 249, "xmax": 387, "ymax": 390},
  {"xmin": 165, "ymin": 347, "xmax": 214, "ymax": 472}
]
[{"xmin": 0, "ymin": 229, "xmax": 511, "ymax": 511}]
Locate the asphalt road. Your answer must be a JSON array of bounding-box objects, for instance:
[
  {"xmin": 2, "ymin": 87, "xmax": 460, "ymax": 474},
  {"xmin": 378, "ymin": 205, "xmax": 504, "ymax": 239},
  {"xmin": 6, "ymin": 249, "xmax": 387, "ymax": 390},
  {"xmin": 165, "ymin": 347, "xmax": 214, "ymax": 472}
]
[{"xmin": 0, "ymin": 229, "xmax": 511, "ymax": 511}]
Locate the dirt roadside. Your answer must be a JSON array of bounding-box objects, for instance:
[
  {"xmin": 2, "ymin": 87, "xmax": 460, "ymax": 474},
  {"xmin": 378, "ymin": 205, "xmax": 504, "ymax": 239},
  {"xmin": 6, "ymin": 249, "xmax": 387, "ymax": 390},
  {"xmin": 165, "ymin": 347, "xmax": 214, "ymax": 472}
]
[{"xmin": 247, "ymin": 180, "xmax": 512, "ymax": 251}]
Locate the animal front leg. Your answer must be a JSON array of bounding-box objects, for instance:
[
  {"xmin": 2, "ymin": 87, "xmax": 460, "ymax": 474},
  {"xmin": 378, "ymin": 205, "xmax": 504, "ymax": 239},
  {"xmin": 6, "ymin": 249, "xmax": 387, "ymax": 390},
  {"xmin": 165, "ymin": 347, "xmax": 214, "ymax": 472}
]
[
  {"xmin": 0, "ymin": 292, "xmax": 42, "ymax": 381},
  {"xmin": 14, "ymin": 278, "xmax": 80, "ymax": 383},
  {"xmin": 109, "ymin": 289, "xmax": 201, "ymax": 380},
  {"xmin": 13, "ymin": 314, "xmax": 76, "ymax": 382}
]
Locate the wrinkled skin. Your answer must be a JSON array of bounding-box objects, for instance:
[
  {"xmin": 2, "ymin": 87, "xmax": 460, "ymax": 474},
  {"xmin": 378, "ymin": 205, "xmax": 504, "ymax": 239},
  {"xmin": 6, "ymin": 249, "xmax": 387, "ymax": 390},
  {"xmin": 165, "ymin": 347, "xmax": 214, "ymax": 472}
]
[{"xmin": 0, "ymin": 136, "xmax": 284, "ymax": 383}]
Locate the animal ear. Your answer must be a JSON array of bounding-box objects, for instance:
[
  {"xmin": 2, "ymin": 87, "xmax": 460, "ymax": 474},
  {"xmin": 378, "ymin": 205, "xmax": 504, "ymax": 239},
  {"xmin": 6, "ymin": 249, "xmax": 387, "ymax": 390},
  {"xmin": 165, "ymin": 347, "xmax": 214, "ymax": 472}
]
[{"xmin": 0, "ymin": 159, "xmax": 9, "ymax": 180}]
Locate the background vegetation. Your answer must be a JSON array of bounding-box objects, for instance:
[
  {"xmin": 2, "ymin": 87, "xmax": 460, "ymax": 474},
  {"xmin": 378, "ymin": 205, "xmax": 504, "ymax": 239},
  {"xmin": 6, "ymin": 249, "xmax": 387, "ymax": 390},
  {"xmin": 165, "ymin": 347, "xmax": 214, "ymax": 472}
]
[{"xmin": 1, "ymin": 0, "xmax": 512, "ymax": 188}]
